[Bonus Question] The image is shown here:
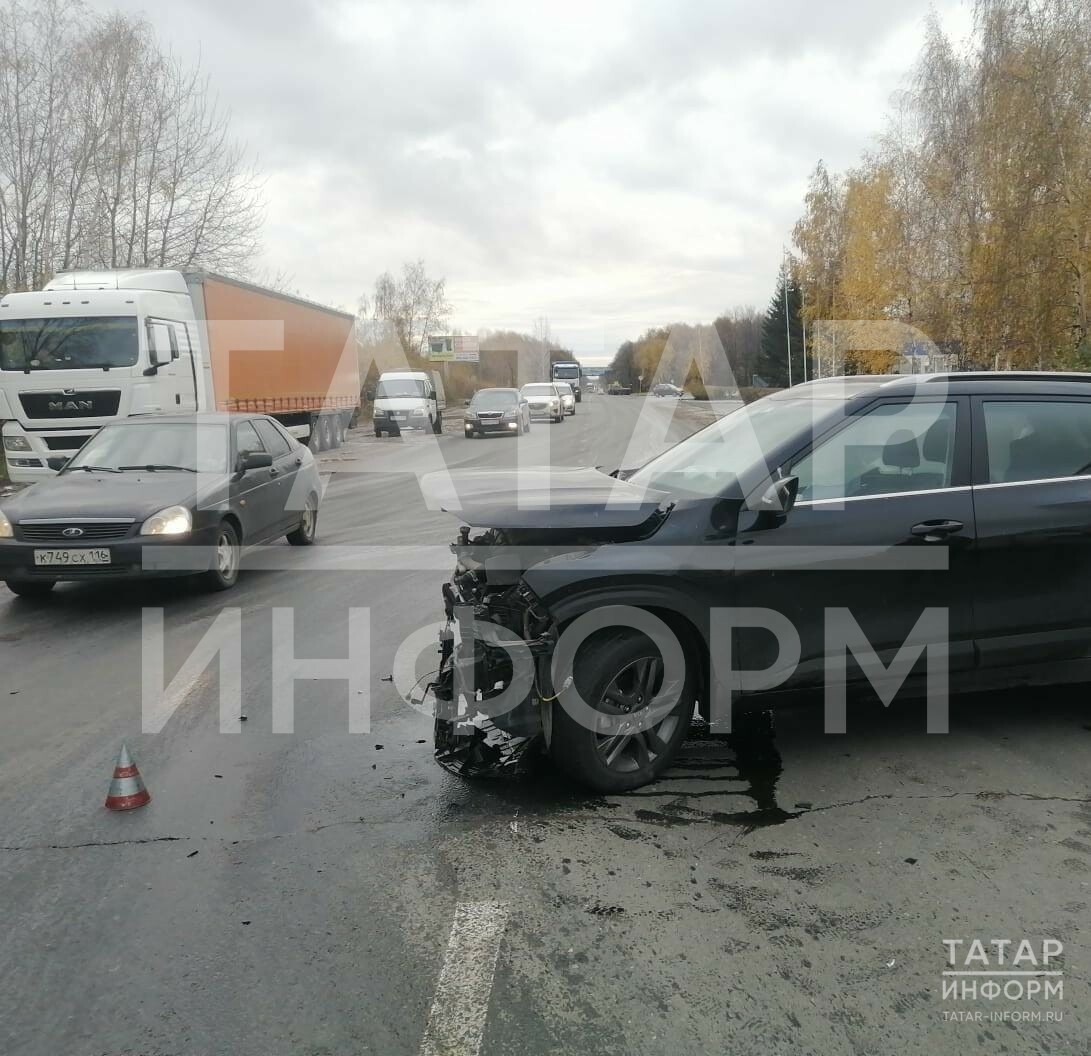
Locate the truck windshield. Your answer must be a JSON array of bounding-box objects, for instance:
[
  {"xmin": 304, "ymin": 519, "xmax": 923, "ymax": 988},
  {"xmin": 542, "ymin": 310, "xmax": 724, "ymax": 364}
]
[
  {"xmin": 375, "ymin": 379, "xmax": 428, "ymax": 398},
  {"xmin": 553, "ymin": 364, "xmax": 579, "ymax": 378},
  {"xmin": 0, "ymin": 317, "xmax": 139, "ymax": 371},
  {"xmin": 66, "ymin": 422, "xmax": 229, "ymax": 474}
]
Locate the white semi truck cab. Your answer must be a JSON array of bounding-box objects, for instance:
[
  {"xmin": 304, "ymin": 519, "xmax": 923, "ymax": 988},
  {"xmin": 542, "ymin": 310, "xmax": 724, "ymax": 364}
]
[
  {"xmin": 0, "ymin": 270, "xmax": 210, "ymax": 483},
  {"xmin": 0, "ymin": 268, "xmax": 359, "ymax": 484}
]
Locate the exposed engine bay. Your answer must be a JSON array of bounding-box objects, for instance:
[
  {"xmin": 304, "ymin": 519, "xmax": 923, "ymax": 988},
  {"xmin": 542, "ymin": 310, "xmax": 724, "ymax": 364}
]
[
  {"xmin": 431, "ymin": 526, "xmax": 561, "ymax": 777},
  {"xmin": 421, "ymin": 466, "xmax": 676, "ymax": 777}
]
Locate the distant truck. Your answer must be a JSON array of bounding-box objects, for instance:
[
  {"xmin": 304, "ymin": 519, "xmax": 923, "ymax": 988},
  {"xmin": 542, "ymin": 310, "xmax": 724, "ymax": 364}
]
[
  {"xmin": 551, "ymin": 360, "xmax": 582, "ymax": 402},
  {"xmin": 0, "ymin": 268, "xmax": 358, "ymax": 483}
]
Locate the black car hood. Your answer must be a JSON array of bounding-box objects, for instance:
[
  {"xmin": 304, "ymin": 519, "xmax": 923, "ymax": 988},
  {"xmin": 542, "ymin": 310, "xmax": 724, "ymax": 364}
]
[
  {"xmin": 3, "ymin": 471, "xmax": 217, "ymax": 522},
  {"xmin": 423, "ymin": 466, "xmax": 671, "ymax": 530}
]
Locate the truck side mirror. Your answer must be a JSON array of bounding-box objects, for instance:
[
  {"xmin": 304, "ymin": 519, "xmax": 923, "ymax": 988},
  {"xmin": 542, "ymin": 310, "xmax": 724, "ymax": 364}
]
[{"xmin": 147, "ymin": 322, "xmax": 172, "ymax": 369}]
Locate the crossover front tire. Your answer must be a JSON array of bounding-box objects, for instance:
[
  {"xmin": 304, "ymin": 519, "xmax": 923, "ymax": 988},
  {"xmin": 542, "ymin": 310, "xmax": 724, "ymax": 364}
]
[{"xmin": 549, "ymin": 628, "xmax": 693, "ymax": 792}]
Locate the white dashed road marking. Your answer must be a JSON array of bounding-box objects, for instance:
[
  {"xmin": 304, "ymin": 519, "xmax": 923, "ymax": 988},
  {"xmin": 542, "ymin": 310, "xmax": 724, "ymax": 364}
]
[{"xmin": 420, "ymin": 901, "xmax": 511, "ymax": 1056}]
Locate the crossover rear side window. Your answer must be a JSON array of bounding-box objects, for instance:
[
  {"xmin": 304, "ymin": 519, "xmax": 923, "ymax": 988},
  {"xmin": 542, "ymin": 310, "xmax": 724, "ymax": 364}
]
[{"xmin": 982, "ymin": 400, "xmax": 1091, "ymax": 483}]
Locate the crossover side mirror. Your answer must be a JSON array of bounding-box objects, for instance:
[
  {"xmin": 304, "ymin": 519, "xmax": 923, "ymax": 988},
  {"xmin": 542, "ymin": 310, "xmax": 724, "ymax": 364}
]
[
  {"xmin": 748, "ymin": 474, "xmax": 799, "ymax": 532},
  {"xmin": 757, "ymin": 474, "xmax": 799, "ymax": 514}
]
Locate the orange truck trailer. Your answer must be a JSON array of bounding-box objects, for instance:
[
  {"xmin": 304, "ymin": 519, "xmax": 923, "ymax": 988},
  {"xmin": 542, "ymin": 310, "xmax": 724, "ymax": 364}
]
[{"xmin": 0, "ymin": 268, "xmax": 359, "ymax": 482}]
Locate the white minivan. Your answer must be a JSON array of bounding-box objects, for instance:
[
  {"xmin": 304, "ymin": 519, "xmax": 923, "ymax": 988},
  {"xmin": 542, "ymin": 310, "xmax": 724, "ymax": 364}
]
[{"xmin": 373, "ymin": 370, "xmax": 446, "ymax": 435}]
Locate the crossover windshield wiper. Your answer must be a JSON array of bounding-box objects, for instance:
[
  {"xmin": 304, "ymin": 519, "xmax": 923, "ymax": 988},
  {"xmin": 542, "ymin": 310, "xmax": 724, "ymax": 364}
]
[
  {"xmin": 117, "ymin": 464, "xmax": 198, "ymax": 473},
  {"xmin": 67, "ymin": 464, "xmax": 121, "ymax": 474}
]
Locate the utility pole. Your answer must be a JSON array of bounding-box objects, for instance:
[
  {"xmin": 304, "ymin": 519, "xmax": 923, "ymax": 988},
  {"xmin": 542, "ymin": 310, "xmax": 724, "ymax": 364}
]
[
  {"xmin": 782, "ymin": 251, "xmax": 792, "ymax": 387},
  {"xmin": 800, "ymin": 281, "xmax": 807, "ymax": 383}
]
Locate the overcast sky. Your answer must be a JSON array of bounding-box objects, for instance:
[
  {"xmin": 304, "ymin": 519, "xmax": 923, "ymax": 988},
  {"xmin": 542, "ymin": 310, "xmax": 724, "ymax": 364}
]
[{"xmin": 114, "ymin": 0, "xmax": 970, "ymax": 361}]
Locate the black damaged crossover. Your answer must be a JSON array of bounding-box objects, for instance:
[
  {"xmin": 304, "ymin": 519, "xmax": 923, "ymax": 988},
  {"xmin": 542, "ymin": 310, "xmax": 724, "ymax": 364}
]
[{"xmin": 428, "ymin": 373, "xmax": 1091, "ymax": 791}]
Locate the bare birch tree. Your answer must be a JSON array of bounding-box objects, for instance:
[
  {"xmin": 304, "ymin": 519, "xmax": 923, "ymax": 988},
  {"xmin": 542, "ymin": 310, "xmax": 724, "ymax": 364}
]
[{"xmin": 0, "ymin": 0, "xmax": 262, "ymax": 293}]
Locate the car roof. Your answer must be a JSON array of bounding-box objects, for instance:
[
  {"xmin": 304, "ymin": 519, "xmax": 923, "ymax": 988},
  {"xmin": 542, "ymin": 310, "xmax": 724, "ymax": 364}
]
[
  {"xmin": 472, "ymin": 387, "xmax": 518, "ymax": 395},
  {"xmin": 778, "ymin": 372, "xmax": 1091, "ymax": 400}
]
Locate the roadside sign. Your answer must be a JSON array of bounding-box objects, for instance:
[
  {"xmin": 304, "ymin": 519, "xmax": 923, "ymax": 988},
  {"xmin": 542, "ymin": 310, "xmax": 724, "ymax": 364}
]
[
  {"xmin": 427, "ymin": 336, "xmax": 455, "ymax": 361},
  {"xmin": 427, "ymin": 335, "xmax": 478, "ymax": 362},
  {"xmin": 453, "ymin": 336, "xmax": 479, "ymax": 363}
]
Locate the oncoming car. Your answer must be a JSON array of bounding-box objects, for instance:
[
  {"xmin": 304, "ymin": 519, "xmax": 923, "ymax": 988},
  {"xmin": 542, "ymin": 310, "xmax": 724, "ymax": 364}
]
[
  {"xmin": 428, "ymin": 372, "xmax": 1091, "ymax": 790},
  {"xmin": 555, "ymin": 382, "xmax": 576, "ymax": 415},
  {"xmin": 0, "ymin": 413, "xmax": 321, "ymax": 597},
  {"xmin": 464, "ymin": 388, "xmax": 531, "ymax": 437},
  {"xmin": 520, "ymin": 383, "xmax": 565, "ymax": 423}
]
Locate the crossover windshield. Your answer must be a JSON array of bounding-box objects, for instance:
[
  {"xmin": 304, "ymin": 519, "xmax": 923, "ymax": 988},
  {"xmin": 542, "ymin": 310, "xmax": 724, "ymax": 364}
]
[
  {"xmin": 628, "ymin": 398, "xmax": 832, "ymax": 498},
  {"xmin": 0, "ymin": 317, "xmax": 139, "ymax": 371},
  {"xmin": 65, "ymin": 422, "xmax": 228, "ymax": 474}
]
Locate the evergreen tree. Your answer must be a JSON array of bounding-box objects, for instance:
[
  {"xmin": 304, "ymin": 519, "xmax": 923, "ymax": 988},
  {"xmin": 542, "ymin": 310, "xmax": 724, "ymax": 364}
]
[{"xmin": 756, "ymin": 266, "xmax": 807, "ymax": 387}]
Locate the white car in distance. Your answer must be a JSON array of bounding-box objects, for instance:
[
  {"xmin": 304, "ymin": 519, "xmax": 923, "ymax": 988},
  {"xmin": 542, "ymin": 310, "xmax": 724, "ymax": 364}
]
[{"xmin": 520, "ymin": 383, "xmax": 565, "ymax": 423}]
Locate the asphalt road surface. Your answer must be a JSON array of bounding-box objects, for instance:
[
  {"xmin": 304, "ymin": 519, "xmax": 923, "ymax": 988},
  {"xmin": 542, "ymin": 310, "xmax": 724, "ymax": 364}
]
[{"xmin": 0, "ymin": 394, "xmax": 1088, "ymax": 1056}]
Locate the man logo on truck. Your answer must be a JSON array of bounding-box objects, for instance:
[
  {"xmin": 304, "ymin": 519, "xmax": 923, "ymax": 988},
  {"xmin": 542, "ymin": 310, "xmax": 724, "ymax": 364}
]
[{"xmin": 48, "ymin": 399, "xmax": 93, "ymax": 412}]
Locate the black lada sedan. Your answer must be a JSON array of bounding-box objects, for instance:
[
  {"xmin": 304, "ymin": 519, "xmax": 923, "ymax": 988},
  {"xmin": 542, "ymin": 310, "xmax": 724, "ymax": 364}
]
[{"xmin": 0, "ymin": 413, "xmax": 322, "ymax": 597}]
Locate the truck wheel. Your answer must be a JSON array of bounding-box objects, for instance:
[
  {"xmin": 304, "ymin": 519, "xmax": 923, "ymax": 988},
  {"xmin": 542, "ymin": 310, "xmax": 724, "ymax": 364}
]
[
  {"xmin": 374, "ymin": 427, "xmax": 383, "ymax": 438},
  {"xmin": 5, "ymin": 580, "xmax": 55, "ymax": 599},
  {"xmin": 322, "ymin": 415, "xmax": 336, "ymax": 450},
  {"xmin": 549, "ymin": 628, "xmax": 693, "ymax": 792},
  {"xmin": 200, "ymin": 521, "xmax": 241, "ymax": 592},
  {"xmin": 329, "ymin": 417, "xmax": 342, "ymax": 449},
  {"xmin": 432, "ymin": 411, "xmax": 443, "ymax": 435},
  {"xmin": 287, "ymin": 495, "xmax": 318, "ymax": 546}
]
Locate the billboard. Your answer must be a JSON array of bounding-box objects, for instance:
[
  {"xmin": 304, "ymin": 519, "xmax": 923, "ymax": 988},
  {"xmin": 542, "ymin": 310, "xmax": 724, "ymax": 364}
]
[{"xmin": 427, "ymin": 335, "xmax": 479, "ymax": 363}]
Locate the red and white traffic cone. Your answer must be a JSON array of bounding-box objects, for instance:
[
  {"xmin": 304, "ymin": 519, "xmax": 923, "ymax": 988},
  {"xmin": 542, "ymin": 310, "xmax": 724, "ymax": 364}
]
[{"xmin": 104, "ymin": 743, "xmax": 151, "ymax": 811}]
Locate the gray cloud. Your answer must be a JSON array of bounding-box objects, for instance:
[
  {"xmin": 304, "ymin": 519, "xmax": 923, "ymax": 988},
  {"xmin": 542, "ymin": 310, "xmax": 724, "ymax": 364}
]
[{"xmin": 109, "ymin": 0, "xmax": 963, "ymax": 352}]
